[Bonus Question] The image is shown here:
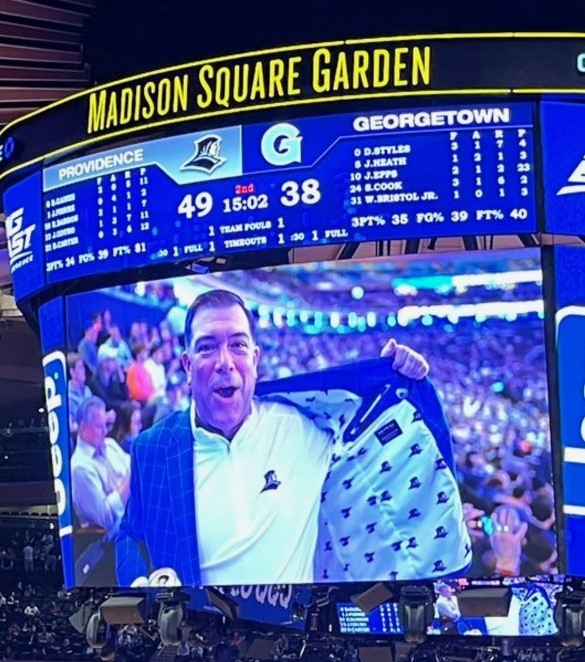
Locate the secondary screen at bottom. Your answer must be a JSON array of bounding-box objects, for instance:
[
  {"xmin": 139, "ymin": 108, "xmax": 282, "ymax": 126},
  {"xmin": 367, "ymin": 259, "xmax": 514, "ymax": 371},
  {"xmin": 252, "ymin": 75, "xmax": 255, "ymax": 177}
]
[
  {"xmin": 62, "ymin": 248, "xmax": 556, "ymax": 587},
  {"xmin": 431, "ymin": 578, "xmax": 562, "ymax": 637},
  {"xmin": 337, "ymin": 579, "xmax": 561, "ymax": 637}
]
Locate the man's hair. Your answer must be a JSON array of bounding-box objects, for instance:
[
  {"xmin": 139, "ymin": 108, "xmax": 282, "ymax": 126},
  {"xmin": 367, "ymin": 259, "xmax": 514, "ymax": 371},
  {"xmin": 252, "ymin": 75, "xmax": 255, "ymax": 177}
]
[
  {"xmin": 512, "ymin": 485, "xmax": 528, "ymax": 500},
  {"xmin": 184, "ymin": 289, "xmax": 256, "ymax": 351},
  {"xmin": 66, "ymin": 352, "xmax": 82, "ymax": 372},
  {"xmin": 76, "ymin": 396, "xmax": 106, "ymax": 427},
  {"xmin": 531, "ymin": 495, "xmax": 553, "ymax": 522},
  {"xmin": 525, "ymin": 531, "xmax": 556, "ymax": 564},
  {"xmin": 131, "ymin": 342, "xmax": 148, "ymax": 359}
]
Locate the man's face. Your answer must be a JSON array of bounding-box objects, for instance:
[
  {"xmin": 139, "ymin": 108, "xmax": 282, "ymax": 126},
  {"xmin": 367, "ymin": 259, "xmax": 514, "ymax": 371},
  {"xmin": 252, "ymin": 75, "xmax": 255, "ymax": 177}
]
[
  {"xmin": 130, "ymin": 409, "xmax": 142, "ymax": 437},
  {"xmin": 87, "ymin": 325, "xmax": 99, "ymax": 343},
  {"xmin": 167, "ymin": 386, "xmax": 180, "ymax": 407},
  {"xmin": 182, "ymin": 305, "xmax": 259, "ymax": 439},
  {"xmin": 98, "ymin": 358, "xmax": 116, "ymax": 381},
  {"xmin": 70, "ymin": 360, "xmax": 86, "ymax": 386},
  {"xmin": 79, "ymin": 406, "xmax": 107, "ymax": 450}
]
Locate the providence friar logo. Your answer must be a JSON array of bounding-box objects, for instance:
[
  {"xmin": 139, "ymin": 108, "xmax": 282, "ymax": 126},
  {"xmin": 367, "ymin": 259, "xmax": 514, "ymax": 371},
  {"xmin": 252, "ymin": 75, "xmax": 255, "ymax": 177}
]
[
  {"xmin": 261, "ymin": 470, "xmax": 281, "ymax": 493},
  {"xmin": 181, "ymin": 134, "xmax": 226, "ymax": 173}
]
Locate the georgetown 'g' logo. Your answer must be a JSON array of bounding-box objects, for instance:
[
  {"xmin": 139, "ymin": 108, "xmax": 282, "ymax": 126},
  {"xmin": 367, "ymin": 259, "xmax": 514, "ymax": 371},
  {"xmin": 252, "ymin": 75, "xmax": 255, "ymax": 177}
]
[
  {"xmin": 261, "ymin": 123, "xmax": 302, "ymax": 166},
  {"xmin": 181, "ymin": 134, "xmax": 226, "ymax": 173}
]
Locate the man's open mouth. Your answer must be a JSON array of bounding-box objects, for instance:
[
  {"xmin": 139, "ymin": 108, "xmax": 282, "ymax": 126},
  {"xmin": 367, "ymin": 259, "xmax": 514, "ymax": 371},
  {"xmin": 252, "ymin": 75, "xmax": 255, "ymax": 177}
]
[{"xmin": 215, "ymin": 387, "xmax": 237, "ymax": 398}]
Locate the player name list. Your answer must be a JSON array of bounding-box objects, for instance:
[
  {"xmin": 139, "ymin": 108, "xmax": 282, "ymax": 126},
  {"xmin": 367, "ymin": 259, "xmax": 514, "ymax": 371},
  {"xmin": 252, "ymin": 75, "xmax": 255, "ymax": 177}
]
[
  {"xmin": 343, "ymin": 125, "xmax": 533, "ymax": 230},
  {"xmin": 337, "ymin": 604, "xmax": 401, "ymax": 635}
]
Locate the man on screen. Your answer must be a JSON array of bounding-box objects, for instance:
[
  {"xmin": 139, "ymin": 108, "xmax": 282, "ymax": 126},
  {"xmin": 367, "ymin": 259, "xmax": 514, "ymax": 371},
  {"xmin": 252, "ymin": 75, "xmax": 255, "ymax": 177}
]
[
  {"xmin": 116, "ymin": 290, "xmax": 469, "ymax": 586},
  {"xmin": 72, "ymin": 397, "xmax": 131, "ymax": 535},
  {"xmin": 435, "ymin": 582, "xmax": 461, "ymax": 628}
]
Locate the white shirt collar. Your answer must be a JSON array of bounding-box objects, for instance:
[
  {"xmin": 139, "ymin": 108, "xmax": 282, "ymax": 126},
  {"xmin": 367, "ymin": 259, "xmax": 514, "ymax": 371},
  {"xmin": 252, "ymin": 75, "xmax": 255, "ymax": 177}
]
[{"xmin": 189, "ymin": 399, "xmax": 258, "ymax": 448}]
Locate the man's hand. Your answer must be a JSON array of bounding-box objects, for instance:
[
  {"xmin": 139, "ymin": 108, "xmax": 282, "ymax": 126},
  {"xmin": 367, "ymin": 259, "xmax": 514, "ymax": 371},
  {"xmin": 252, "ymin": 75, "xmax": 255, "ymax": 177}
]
[
  {"xmin": 381, "ymin": 338, "xmax": 429, "ymax": 380},
  {"xmin": 118, "ymin": 474, "xmax": 131, "ymax": 506}
]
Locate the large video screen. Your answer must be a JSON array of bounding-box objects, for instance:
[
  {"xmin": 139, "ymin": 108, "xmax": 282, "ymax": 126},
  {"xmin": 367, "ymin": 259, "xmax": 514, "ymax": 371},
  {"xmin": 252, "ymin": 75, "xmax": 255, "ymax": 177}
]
[{"xmin": 62, "ymin": 248, "xmax": 556, "ymax": 587}]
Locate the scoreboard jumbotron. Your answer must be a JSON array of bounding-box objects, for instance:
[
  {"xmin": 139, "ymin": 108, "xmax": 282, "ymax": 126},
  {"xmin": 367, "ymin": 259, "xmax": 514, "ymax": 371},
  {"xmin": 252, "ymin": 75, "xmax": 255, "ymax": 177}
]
[{"xmin": 4, "ymin": 33, "xmax": 585, "ymax": 584}]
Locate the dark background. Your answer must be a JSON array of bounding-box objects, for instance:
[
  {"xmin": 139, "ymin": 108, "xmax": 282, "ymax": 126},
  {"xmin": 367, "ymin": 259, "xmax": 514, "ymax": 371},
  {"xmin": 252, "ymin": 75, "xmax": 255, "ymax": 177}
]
[{"xmin": 82, "ymin": 0, "xmax": 585, "ymax": 84}]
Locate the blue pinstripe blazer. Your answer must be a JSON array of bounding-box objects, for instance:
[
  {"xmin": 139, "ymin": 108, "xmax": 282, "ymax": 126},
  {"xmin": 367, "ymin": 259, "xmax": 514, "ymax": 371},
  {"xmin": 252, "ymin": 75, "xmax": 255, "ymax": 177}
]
[{"xmin": 115, "ymin": 409, "xmax": 201, "ymax": 586}]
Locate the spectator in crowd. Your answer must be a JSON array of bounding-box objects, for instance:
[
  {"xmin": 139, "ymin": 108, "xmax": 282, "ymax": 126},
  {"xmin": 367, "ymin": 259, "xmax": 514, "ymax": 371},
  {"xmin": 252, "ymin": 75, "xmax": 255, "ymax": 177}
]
[
  {"xmin": 71, "ymin": 397, "xmax": 131, "ymax": 535},
  {"xmin": 153, "ymin": 375, "xmax": 188, "ymax": 423},
  {"xmin": 159, "ymin": 319, "xmax": 174, "ymax": 343},
  {"xmin": 22, "ymin": 544, "xmax": 33, "ymax": 573},
  {"xmin": 160, "ymin": 339, "xmax": 182, "ymax": 378},
  {"xmin": 99, "ymin": 309, "xmax": 114, "ymax": 345},
  {"xmin": 112, "ymin": 401, "xmax": 143, "ymax": 453},
  {"xmin": 67, "ymin": 353, "xmax": 92, "ymax": 432},
  {"xmin": 1, "ymin": 549, "xmax": 15, "ymax": 571},
  {"xmin": 149, "ymin": 326, "xmax": 162, "ymax": 347},
  {"xmin": 176, "ymin": 640, "xmax": 190, "ymax": 657},
  {"xmin": 126, "ymin": 344, "xmax": 155, "ymax": 404},
  {"xmin": 23, "ymin": 603, "xmax": 39, "ymax": 619},
  {"xmin": 61, "ymin": 638, "xmax": 73, "ymax": 656},
  {"xmin": 530, "ymin": 493, "xmax": 556, "ymax": 532},
  {"xmin": 44, "ymin": 547, "xmax": 57, "ymax": 572},
  {"xmin": 77, "ymin": 319, "xmax": 101, "ymax": 376},
  {"xmin": 23, "ymin": 582, "xmax": 35, "ymax": 600},
  {"xmin": 89, "ymin": 346, "xmax": 129, "ymax": 414},
  {"xmin": 459, "ymin": 451, "xmax": 491, "ymax": 492},
  {"xmin": 522, "ymin": 531, "xmax": 559, "ymax": 576},
  {"xmin": 129, "ymin": 322, "xmax": 146, "ymax": 348},
  {"xmin": 165, "ymin": 296, "xmax": 187, "ymax": 337},
  {"xmin": 435, "ymin": 581, "xmax": 461, "ymax": 626},
  {"xmin": 144, "ymin": 341, "xmax": 167, "ymax": 398},
  {"xmin": 102, "ymin": 324, "xmax": 134, "ymax": 371}
]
